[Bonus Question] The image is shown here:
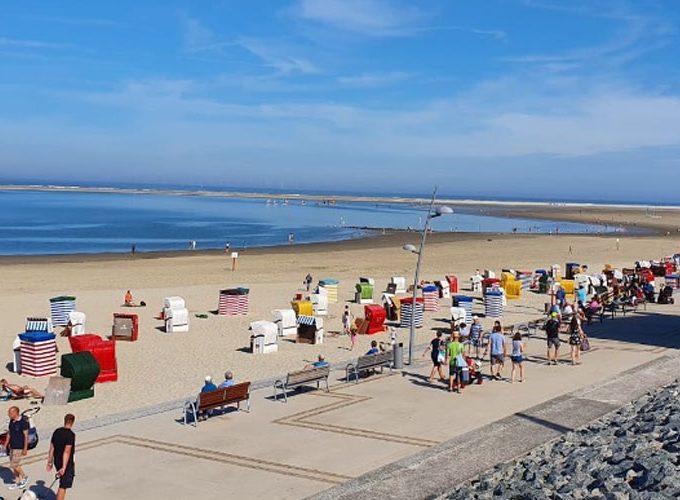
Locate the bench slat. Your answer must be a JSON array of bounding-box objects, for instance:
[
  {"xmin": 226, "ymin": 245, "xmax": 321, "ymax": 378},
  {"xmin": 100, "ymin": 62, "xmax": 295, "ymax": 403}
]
[
  {"xmin": 355, "ymin": 351, "xmax": 392, "ymax": 370},
  {"xmin": 197, "ymin": 382, "xmax": 250, "ymax": 411},
  {"xmin": 286, "ymin": 367, "xmax": 329, "ymax": 386}
]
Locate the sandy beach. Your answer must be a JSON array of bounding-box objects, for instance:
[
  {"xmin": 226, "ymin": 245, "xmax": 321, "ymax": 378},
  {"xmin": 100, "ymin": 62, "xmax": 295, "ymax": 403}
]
[{"xmin": 1, "ymin": 202, "xmax": 678, "ymax": 432}]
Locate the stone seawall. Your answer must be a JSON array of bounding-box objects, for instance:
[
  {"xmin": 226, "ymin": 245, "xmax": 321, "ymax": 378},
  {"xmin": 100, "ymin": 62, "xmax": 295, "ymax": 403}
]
[{"xmin": 446, "ymin": 381, "xmax": 680, "ymax": 499}]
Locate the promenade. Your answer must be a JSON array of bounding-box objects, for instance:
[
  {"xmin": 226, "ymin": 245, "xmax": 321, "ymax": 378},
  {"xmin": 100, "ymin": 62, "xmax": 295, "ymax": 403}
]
[{"xmin": 4, "ymin": 300, "xmax": 679, "ymax": 499}]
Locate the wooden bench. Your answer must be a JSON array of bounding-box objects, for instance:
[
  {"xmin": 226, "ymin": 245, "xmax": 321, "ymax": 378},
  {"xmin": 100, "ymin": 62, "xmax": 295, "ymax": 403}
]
[
  {"xmin": 183, "ymin": 382, "xmax": 251, "ymax": 426},
  {"xmin": 273, "ymin": 366, "xmax": 330, "ymax": 403},
  {"xmin": 346, "ymin": 351, "xmax": 393, "ymax": 383}
]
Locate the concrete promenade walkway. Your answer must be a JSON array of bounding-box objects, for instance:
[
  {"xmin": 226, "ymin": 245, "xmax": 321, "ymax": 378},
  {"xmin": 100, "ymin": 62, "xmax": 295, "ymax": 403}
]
[{"xmin": 3, "ymin": 303, "xmax": 679, "ymax": 499}]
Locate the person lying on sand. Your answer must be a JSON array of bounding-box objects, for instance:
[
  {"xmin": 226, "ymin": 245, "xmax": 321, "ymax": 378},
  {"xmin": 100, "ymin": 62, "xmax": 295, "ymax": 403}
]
[{"xmin": 0, "ymin": 379, "xmax": 43, "ymax": 400}]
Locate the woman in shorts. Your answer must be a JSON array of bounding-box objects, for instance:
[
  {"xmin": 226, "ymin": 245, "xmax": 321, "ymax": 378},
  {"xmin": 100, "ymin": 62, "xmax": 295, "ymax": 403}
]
[
  {"xmin": 510, "ymin": 331, "xmax": 525, "ymax": 383},
  {"xmin": 423, "ymin": 332, "xmax": 446, "ymax": 383}
]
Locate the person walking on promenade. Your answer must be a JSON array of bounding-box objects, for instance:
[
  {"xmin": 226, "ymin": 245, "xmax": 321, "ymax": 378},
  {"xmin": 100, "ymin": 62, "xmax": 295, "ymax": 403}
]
[
  {"xmin": 468, "ymin": 316, "xmax": 484, "ymax": 358},
  {"xmin": 4, "ymin": 406, "xmax": 29, "ymax": 490},
  {"xmin": 545, "ymin": 311, "xmax": 561, "ymax": 365},
  {"xmin": 446, "ymin": 331, "xmax": 466, "ymax": 393},
  {"xmin": 568, "ymin": 315, "xmax": 585, "ymax": 365},
  {"xmin": 510, "ymin": 331, "xmax": 525, "ymax": 383},
  {"xmin": 47, "ymin": 413, "xmax": 77, "ymax": 500},
  {"xmin": 423, "ymin": 331, "xmax": 446, "ymax": 383},
  {"xmin": 485, "ymin": 322, "xmax": 506, "ymax": 381}
]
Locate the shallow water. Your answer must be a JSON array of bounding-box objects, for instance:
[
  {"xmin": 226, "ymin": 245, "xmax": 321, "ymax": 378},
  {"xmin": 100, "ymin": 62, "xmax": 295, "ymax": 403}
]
[{"xmin": 1, "ymin": 190, "xmax": 609, "ymax": 255}]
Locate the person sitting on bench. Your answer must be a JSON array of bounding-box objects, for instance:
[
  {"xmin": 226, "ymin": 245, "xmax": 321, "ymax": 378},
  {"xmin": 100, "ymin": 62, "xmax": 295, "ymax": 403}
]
[
  {"xmin": 0, "ymin": 379, "xmax": 43, "ymax": 400},
  {"xmin": 201, "ymin": 376, "xmax": 217, "ymax": 393},
  {"xmin": 218, "ymin": 371, "xmax": 235, "ymax": 389},
  {"xmin": 366, "ymin": 340, "xmax": 379, "ymax": 356},
  {"xmin": 304, "ymin": 355, "xmax": 329, "ymax": 370}
]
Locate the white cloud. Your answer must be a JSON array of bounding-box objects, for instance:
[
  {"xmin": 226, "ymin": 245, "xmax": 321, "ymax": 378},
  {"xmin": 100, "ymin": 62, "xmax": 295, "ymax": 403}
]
[
  {"xmin": 181, "ymin": 16, "xmax": 233, "ymax": 54},
  {"xmin": 293, "ymin": 0, "xmax": 422, "ymax": 36},
  {"xmin": 0, "ymin": 37, "xmax": 68, "ymax": 49},
  {"xmin": 61, "ymin": 74, "xmax": 680, "ymax": 161},
  {"xmin": 34, "ymin": 16, "xmax": 121, "ymax": 27},
  {"xmin": 336, "ymin": 71, "xmax": 412, "ymax": 87},
  {"xmin": 415, "ymin": 25, "xmax": 506, "ymax": 41},
  {"xmin": 236, "ymin": 37, "xmax": 321, "ymax": 75}
]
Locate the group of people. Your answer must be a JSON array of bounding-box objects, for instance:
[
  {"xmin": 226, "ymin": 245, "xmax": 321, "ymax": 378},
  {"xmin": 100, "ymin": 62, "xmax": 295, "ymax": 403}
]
[
  {"xmin": 550, "ymin": 284, "xmax": 593, "ymax": 365},
  {"xmin": 3, "ymin": 409, "xmax": 76, "ymax": 499},
  {"xmin": 201, "ymin": 371, "xmax": 236, "ymax": 393},
  {"xmin": 424, "ymin": 318, "xmax": 527, "ymax": 393}
]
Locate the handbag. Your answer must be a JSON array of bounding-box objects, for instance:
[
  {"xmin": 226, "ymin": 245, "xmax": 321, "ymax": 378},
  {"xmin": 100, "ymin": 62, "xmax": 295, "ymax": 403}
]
[
  {"xmin": 460, "ymin": 367, "xmax": 470, "ymax": 384},
  {"xmin": 437, "ymin": 350, "xmax": 445, "ymax": 364},
  {"xmin": 580, "ymin": 336, "xmax": 591, "ymax": 352},
  {"xmin": 455, "ymin": 353, "xmax": 467, "ymax": 368}
]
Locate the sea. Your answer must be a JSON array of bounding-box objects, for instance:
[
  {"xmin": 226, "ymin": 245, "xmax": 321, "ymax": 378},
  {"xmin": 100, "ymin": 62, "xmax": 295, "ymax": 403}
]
[{"xmin": 0, "ymin": 189, "xmax": 615, "ymax": 256}]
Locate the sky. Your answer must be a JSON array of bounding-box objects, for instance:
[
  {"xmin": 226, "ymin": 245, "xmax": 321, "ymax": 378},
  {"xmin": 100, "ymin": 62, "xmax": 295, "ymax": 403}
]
[{"xmin": 1, "ymin": 0, "xmax": 680, "ymax": 202}]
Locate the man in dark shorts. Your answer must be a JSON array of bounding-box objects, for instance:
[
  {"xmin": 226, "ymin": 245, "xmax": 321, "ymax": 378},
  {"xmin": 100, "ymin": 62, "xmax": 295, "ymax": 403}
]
[
  {"xmin": 47, "ymin": 413, "xmax": 76, "ymax": 499},
  {"xmin": 545, "ymin": 312, "xmax": 561, "ymax": 365},
  {"xmin": 486, "ymin": 326, "xmax": 507, "ymax": 380}
]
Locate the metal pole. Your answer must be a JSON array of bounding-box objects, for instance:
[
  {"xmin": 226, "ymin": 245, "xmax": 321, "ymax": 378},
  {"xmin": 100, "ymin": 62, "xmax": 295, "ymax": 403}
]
[{"xmin": 408, "ymin": 187, "xmax": 437, "ymax": 365}]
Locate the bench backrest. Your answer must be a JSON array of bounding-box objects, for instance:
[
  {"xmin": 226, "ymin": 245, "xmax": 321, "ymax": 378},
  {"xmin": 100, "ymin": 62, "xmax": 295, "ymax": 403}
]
[
  {"xmin": 197, "ymin": 382, "xmax": 250, "ymax": 409},
  {"xmin": 356, "ymin": 350, "xmax": 392, "ymax": 370},
  {"xmin": 286, "ymin": 366, "xmax": 330, "ymax": 386}
]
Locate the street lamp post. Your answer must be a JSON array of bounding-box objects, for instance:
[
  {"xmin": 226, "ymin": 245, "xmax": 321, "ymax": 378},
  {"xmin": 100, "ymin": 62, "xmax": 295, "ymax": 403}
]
[{"xmin": 403, "ymin": 188, "xmax": 453, "ymax": 365}]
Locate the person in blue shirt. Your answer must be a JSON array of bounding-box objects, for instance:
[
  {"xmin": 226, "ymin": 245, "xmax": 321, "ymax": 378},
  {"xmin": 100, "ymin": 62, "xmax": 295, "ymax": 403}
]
[
  {"xmin": 576, "ymin": 285, "xmax": 587, "ymax": 304},
  {"xmin": 366, "ymin": 340, "xmax": 379, "ymax": 356},
  {"xmin": 484, "ymin": 322, "xmax": 507, "ymax": 380},
  {"xmin": 305, "ymin": 355, "xmax": 329, "ymax": 369},
  {"xmin": 218, "ymin": 371, "xmax": 235, "ymax": 389},
  {"xmin": 556, "ymin": 285, "xmax": 567, "ymax": 307},
  {"xmin": 201, "ymin": 376, "xmax": 217, "ymax": 393}
]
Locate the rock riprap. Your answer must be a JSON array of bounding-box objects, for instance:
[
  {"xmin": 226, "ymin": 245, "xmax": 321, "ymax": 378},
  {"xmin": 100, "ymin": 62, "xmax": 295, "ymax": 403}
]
[{"xmin": 445, "ymin": 381, "xmax": 680, "ymax": 499}]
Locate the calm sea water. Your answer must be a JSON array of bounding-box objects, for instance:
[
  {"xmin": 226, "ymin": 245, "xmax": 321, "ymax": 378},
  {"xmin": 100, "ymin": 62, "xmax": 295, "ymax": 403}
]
[{"xmin": 0, "ymin": 190, "xmax": 610, "ymax": 255}]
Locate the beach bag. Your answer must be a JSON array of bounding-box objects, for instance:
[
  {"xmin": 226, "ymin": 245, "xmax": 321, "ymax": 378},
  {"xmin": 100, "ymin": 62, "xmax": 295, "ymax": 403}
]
[
  {"xmin": 580, "ymin": 336, "xmax": 591, "ymax": 352},
  {"xmin": 437, "ymin": 350, "xmax": 445, "ymax": 364},
  {"xmin": 455, "ymin": 354, "xmax": 466, "ymax": 368},
  {"xmin": 460, "ymin": 367, "xmax": 470, "ymax": 385}
]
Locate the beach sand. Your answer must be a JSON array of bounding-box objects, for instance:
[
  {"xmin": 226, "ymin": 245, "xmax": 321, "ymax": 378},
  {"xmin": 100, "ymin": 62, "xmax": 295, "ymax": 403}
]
[{"xmin": 1, "ymin": 209, "xmax": 679, "ymax": 430}]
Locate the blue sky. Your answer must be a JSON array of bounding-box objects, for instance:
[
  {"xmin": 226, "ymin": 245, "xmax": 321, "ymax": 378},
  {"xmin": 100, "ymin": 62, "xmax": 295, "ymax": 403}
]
[{"xmin": 1, "ymin": 0, "xmax": 680, "ymax": 201}]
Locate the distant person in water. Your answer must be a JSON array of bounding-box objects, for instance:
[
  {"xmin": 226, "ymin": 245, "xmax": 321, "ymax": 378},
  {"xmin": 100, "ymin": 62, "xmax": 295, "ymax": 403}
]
[{"xmin": 130, "ymin": 244, "xmax": 136, "ymax": 256}]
